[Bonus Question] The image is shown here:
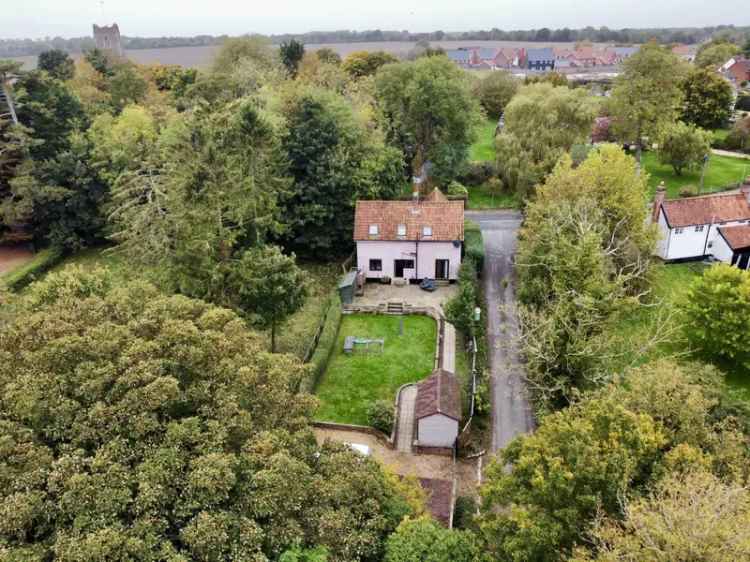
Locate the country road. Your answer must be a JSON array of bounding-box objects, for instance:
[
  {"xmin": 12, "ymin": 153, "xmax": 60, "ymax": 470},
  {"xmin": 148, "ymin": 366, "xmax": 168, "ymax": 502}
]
[{"xmin": 466, "ymin": 210, "xmax": 535, "ymax": 453}]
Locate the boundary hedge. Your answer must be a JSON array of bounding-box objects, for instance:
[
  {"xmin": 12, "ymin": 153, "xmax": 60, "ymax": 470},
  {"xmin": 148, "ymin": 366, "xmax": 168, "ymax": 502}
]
[{"xmin": 1, "ymin": 247, "xmax": 64, "ymax": 291}]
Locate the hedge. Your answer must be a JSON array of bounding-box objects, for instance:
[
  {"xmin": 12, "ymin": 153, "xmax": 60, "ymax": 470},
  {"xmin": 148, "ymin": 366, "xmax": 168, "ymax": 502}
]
[
  {"xmin": 1, "ymin": 247, "xmax": 64, "ymax": 292},
  {"xmin": 300, "ymin": 292, "xmax": 343, "ymax": 393},
  {"xmin": 464, "ymin": 220, "xmax": 485, "ymax": 273}
]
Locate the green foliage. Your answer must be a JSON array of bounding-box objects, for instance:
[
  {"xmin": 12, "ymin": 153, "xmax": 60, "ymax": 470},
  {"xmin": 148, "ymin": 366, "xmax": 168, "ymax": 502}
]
[
  {"xmin": 108, "ymin": 63, "xmax": 148, "ymax": 112},
  {"xmin": 342, "ymin": 50, "xmax": 398, "ymax": 78},
  {"xmin": 384, "ymin": 517, "xmax": 481, "ymax": 562},
  {"xmin": 679, "ymin": 184, "xmax": 699, "ymax": 197},
  {"xmin": 723, "ymin": 115, "xmax": 750, "ymax": 153},
  {"xmin": 230, "ymin": 245, "xmax": 307, "ymax": 352},
  {"xmin": 681, "ymin": 67, "xmax": 734, "ymax": 129},
  {"xmin": 366, "ymin": 399, "xmax": 395, "ymax": 434},
  {"xmin": 0, "ymin": 247, "xmax": 63, "ymax": 291},
  {"xmin": 315, "ymin": 48, "xmax": 342, "ymax": 66},
  {"xmin": 0, "ymin": 269, "xmax": 413, "ymax": 560},
  {"xmin": 375, "ymin": 56, "xmax": 482, "ymax": 185},
  {"xmin": 694, "ymin": 40, "xmax": 740, "ymax": 68},
  {"xmin": 37, "ymin": 49, "xmax": 75, "ymax": 80},
  {"xmin": 480, "ymin": 396, "xmax": 665, "ymax": 561},
  {"xmin": 280, "ymin": 546, "xmax": 330, "ymax": 562},
  {"xmin": 211, "ymin": 35, "xmax": 277, "ymax": 75},
  {"xmin": 464, "ymin": 220, "xmax": 484, "ymax": 272},
  {"xmin": 445, "ymin": 261, "xmax": 479, "ymax": 336},
  {"xmin": 524, "ymin": 71, "xmax": 569, "ymax": 87},
  {"xmin": 83, "ymin": 48, "xmax": 114, "ymax": 77},
  {"xmin": 494, "ymin": 132, "xmax": 547, "ymax": 198},
  {"xmin": 474, "ymin": 71, "xmax": 518, "ymax": 119},
  {"xmin": 657, "ymin": 121, "xmax": 712, "ymax": 176},
  {"xmin": 304, "ymin": 293, "xmax": 343, "ymax": 393},
  {"xmin": 446, "ymin": 181, "xmax": 468, "ymax": 198},
  {"xmin": 609, "ymin": 42, "xmax": 687, "ymax": 159},
  {"xmin": 280, "ymin": 39, "xmax": 306, "ymax": 77},
  {"xmin": 280, "ymin": 86, "xmax": 403, "ymax": 258},
  {"xmin": 682, "ymin": 264, "xmax": 750, "ymax": 372}
]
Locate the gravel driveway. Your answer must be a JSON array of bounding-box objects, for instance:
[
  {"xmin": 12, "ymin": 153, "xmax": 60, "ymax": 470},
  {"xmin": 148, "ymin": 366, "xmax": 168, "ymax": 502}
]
[{"xmin": 466, "ymin": 210, "xmax": 535, "ymax": 453}]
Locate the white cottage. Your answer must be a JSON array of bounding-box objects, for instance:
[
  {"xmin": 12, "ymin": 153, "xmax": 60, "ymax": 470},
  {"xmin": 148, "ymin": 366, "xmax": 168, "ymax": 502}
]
[
  {"xmin": 354, "ymin": 189, "xmax": 464, "ymax": 282},
  {"xmin": 653, "ymin": 183, "xmax": 750, "ymax": 269},
  {"xmin": 414, "ymin": 369, "xmax": 461, "ymax": 449}
]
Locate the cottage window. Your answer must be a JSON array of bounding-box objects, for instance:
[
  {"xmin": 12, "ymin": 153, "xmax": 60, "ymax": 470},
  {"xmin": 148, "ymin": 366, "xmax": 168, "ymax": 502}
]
[
  {"xmin": 369, "ymin": 224, "xmax": 379, "ymax": 236},
  {"xmin": 397, "ymin": 224, "xmax": 407, "ymax": 237},
  {"xmin": 708, "ymin": 242, "xmax": 714, "ymax": 249},
  {"xmin": 423, "ymin": 226, "xmax": 433, "ymax": 237},
  {"xmin": 695, "ymin": 225, "xmax": 704, "ymax": 232},
  {"xmin": 674, "ymin": 228, "xmax": 684, "ymax": 234},
  {"xmin": 369, "ymin": 259, "xmax": 382, "ymax": 272}
]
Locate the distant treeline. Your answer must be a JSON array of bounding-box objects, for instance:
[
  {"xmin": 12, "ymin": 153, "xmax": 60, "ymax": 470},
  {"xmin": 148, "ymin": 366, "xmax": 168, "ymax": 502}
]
[{"xmin": 2, "ymin": 25, "xmax": 749, "ymax": 58}]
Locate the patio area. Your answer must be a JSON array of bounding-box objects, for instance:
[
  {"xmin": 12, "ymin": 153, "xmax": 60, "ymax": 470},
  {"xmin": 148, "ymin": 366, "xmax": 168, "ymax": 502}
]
[{"xmin": 354, "ymin": 281, "xmax": 458, "ymax": 313}]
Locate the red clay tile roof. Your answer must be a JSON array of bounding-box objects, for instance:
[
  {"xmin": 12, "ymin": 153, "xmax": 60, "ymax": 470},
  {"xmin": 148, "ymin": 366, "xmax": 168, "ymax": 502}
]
[
  {"xmin": 719, "ymin": 224, "xmax": 750, "ymax": 250},
  {"xmin": 354, "ymin": 200, "xmax": 464, "ymax": 242},
  {"xmin": 661, "ymin": 193, "xmax": 750, "ymax": 228},
  {"xmin": 415, "ymin": 369, "xmax": 461, "ymax": 422},
  {"xmin": 425, "ymin": 188, "xmax": 448, "ymax": 202},
  {"xmin": 418, "ymin": 478, "xmax": 454, "ymax": 527}
]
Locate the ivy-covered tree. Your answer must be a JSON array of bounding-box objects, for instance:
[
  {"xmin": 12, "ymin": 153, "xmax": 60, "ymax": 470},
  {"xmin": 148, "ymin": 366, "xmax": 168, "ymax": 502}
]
[{"xmin": 0, "ymin": 267, "xmax": 415, "ymax": 561}]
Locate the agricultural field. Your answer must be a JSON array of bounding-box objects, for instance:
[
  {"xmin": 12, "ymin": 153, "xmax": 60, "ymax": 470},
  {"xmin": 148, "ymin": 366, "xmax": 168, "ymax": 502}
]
[{"xmin": 315, "ymin": 314, "xmax": 437, "ymax": 425}]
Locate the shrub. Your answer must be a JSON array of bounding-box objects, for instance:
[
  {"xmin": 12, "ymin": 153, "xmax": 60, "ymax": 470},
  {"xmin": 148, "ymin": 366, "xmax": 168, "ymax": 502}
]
[
  {"xmin": 657, "ymin": 122, "xmax": 712, "ymax": 176},
  {"xmin": 736, "ymin": 94, "xmax": 750, "ymax": 112},
  {"xmin": 680, "ymin": 185, "xmax": 699, "ymax": 198},
  {"xmin": 447, "ymin": 181, "xmax": 469, "ymax": 199},
  {"xmin": 464, "ymin": 220, "xmax": 485, "ymax": 272},
  {"xmin": 1, "ymin": 247, "xmax": 64, "ymax": 292},
  {"xmin": 453, "ymin": 496, "xmax": 478, "ymax": 530},
  {"xmin": 458, "ymin": 161, "xmax": 496, "ymax": 186},
  {"xmin": 445, "ymin": 261, "xmax": 479, "ymax": 336},
  {"xmin": 367, "ymin": 399, "xmax": 395, "ymax": 434}
]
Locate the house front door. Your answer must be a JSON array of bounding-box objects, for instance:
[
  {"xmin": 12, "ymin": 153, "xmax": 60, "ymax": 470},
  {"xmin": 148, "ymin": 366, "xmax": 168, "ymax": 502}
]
[
  {"xmin": 435, "ymin": 259, "xmax": 450, "ymax": 280},
  {"xmin": 394, "ymin": 259, "xmax": 415, "ymax": 278}
]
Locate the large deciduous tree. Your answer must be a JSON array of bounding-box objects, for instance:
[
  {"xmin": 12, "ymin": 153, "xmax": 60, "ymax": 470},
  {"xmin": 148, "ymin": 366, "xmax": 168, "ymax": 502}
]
[
  {"xmin": 280, "ymin": 86, "xmax": 403, "ymax": 258},
  {"xmin": 0, "ymin": 267, "xmax": 414, "ymax": 561},
  {"xmin": 375, "ymin": 56, "xmax": 482, "ymax": 185},
  {"xmin": 473, "ymin": 71, "xmax": 518, "ymax": 119},
  {"xmin": 657, "ymin": 121, "xmax": 712, "ymax": 176},
  {"xmin": 384, "ymin": 518, "xmax": 481, "ymax": 562},
  {"xmin": 342, "ymin": 50, "xmax": 398, "ymax": 79},
  {"xmin": 211, "ymin": 35, "xmax": 278, "ymax": 76},
  {"xmin": 609, "ymin": 42, "xmax": 687, "ymax": 162},
  {"xmin": 694, "ymin": 39, "xmax": 741, "ymax": 69},
  {"xmin": 681, "ymin": 67, "xmax": 734, "ymax": 129},
  {"xmin": 682, "ymin": 264, "xmax": 750, "ymax": 372}
]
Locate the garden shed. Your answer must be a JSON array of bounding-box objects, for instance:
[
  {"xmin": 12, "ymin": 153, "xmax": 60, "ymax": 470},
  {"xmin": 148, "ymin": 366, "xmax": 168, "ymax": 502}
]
[{"xmin": 414, "ymin": 369, "xmax": 461, "ymax": 449}]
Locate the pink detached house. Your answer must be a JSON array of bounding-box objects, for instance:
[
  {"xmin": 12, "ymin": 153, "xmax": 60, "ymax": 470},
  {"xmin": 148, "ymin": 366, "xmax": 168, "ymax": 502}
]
[{"xmin": 354, "ymin": 189, "xmax": 464, "ymax": 282}]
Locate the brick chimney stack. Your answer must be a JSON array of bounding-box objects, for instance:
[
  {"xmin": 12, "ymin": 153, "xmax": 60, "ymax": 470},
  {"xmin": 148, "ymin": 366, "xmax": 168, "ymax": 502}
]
[{"xmin": 652, "ymin": 181, "xmax": 666, "ymax": 223}]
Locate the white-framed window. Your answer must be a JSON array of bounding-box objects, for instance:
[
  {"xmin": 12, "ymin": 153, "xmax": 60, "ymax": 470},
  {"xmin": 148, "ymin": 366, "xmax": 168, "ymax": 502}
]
[
  {"xmin": 397, "ymin": 224, "xmax": 407, "ymax": 237},
  {"xmin": 695, "ymin": 225, "xmax": 704, "ymax": 232},
  {"xmin": 369, "ymin": 224, "xmax": 379, "ymax": 236},
  {"xmin": 674, "ymin": 227, "xmax": 684, "ymax": 234},
  {"xmin": 423, "ymin": 226, "xmax": 433, "ymax": 237}
]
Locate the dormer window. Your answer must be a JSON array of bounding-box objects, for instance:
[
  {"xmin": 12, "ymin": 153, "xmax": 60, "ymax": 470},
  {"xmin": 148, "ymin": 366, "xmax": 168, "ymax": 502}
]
[
  {"xmin": 369, "ymin": 224, "xmax": 379, "ymax": 236},
  {"xmin": 423, "ymin": 226, "xmax": 433, "ymax": 237},
  {"xmin": 397, "ymin": 224, "xmax": 407, "ymax": 237}
]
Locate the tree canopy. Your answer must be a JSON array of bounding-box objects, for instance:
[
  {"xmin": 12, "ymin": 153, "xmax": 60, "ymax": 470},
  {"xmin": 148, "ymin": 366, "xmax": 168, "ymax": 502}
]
[{"xmin": 681, "ymin": 67, "xmax": 734, "ymax": 129}]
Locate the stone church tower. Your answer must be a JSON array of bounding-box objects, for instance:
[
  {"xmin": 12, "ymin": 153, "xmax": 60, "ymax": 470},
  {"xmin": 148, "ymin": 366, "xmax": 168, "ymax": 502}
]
[{"xmin": 92, "ymin": 23, "xmax": 124, "ymax": 58}]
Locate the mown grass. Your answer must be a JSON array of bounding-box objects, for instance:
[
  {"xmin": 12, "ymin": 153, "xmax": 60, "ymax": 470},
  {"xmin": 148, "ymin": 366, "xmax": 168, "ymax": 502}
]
[
  {"xmin": 469, "ymin": 118, "xmax": 497, "ymax": 163},
  {"xmin": 642, "ymin": 151, "xmax": 750, "ymax": 199},
  {"xmin": 315, "ymin": 314, "xmax": 437, "ymax": 425},
  {"xmin": 466, "ymin": 184, "xmax": 521, "ymax": 210}
]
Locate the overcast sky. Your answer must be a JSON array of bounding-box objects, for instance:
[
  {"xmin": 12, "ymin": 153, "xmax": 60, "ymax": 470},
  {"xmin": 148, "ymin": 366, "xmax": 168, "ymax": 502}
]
[{"xmin": 4, "ymin": 0, "xmax": 749, "ymax": 39}]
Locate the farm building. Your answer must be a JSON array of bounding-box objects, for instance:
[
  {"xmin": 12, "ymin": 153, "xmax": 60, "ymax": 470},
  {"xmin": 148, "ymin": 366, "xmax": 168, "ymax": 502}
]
[
  {"xmin": 354, "ymin": 189, "xmax": 464, "ymax": 282},
  {"xmin": 414, "ymin": 369, "xmax": 461, "ymax": 449}
]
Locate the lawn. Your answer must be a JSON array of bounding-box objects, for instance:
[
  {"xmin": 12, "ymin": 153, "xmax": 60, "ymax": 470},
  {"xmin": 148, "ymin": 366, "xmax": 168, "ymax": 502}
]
[
  {"xmin": 642, "ymin": 151, "xmax": 750, "ymax": 199},
  {"xmin": 467, "ymin": 184, "xmax": 520, "ymax": 210},
  {"xmin": 315, "ymin": 314, "xmax": 437, "ymax": 425},
  {"xmin": 469, "ymin": 118, "xmax": 497, "ymax": 163}
]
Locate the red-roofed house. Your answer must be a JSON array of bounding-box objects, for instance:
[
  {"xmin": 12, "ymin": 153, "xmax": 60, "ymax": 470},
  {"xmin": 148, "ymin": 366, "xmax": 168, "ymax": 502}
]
[
  {"xmin": 653, "ymin": 182, "xmax": 750, "ymax": 268},
  {"xmin": 724, "ymin": 58, "xmax": 750, "ymax": 85},
  {"xmin": 354, "ymin": 189, "xmax": 464, "ymax": 281}
]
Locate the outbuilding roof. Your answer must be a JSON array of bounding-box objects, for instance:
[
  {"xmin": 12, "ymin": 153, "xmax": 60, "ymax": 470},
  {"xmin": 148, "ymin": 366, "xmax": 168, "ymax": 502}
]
[
  {"xmin": 415, "ymin": 369, "xmax": 461, "ymax": 422},
  {"xmin": 718, "ymin": 224, "xmax": 750, "ymax": 250},
  {"xmin": 660, "ymin": 193, "xmax": 750, "ymax": 228},
  {"xmin": 354, "ymin": 196, "xmax": 464, "ymax": 242}
]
